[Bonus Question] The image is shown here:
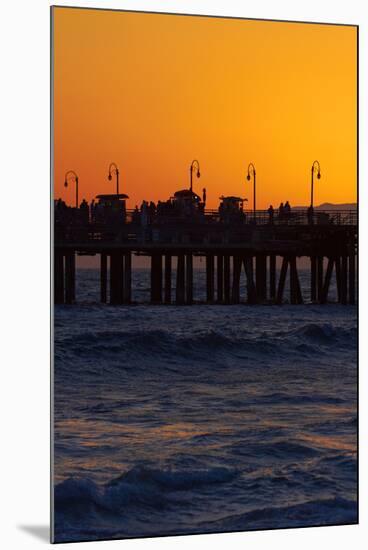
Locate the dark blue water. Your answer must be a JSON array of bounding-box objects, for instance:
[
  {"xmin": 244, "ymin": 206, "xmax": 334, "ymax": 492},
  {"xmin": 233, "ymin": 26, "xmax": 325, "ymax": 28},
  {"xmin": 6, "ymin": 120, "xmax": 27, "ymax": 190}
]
[{"xmin": 53, "ymin": 268, "xmax": 357, "ymax": 542}]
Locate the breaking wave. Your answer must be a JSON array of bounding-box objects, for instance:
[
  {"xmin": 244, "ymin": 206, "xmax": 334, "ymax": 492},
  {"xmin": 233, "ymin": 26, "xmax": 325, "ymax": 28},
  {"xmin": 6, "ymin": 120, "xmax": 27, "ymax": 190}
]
[{"xmin": 56, "ymin": 322, "xmax": 356, "ymax": 363}]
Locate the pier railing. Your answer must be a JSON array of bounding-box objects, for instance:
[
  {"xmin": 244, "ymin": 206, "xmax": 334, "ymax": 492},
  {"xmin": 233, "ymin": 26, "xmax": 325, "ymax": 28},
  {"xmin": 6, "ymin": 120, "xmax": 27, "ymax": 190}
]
[
  {"xmin": 55, "ymin": 208, "xmax": 357, "ymax": 245},
  {"xmin": 197, "ymin": 209, "xmax": 357, "ymax": 226}
]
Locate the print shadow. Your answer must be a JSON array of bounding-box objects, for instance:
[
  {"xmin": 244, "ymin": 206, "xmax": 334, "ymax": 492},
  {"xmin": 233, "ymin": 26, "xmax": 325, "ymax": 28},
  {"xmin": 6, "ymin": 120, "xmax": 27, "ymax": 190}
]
[{"xmin": 17, "ymin": 525, "xmax": 49, "ymax": 543}]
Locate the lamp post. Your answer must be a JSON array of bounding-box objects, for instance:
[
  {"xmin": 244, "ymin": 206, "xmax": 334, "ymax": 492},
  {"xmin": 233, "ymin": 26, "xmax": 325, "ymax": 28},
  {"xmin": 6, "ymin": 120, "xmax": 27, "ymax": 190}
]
[
  {"xmin": 310, "ymin": 160, "xmax": 321, "ymax": 209},
  {"xmin": 64, "ymin": 170, "xmax": 79, "ymax": 208},
  {"xmin": 108, "ymin": 162, "xmax": 120, "ymax": 195},
  {"xmin": 246, "ymin": 163, "xmax": 256, "ymax": 221},
  {"xmin": 190, "ymin": 160, "xmax": 201, "ymax": 197}
]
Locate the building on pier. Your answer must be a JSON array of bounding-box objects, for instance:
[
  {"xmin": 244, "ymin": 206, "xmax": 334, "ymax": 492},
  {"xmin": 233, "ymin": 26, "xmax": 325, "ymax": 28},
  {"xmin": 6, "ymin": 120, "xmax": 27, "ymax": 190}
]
[
  {"xmin": 93, "ymin": 193, "xmax": 129, "ymax": 224},
  {"xmin": 218, "ymin": 195, "xmax": 247, "ymax": 223}
]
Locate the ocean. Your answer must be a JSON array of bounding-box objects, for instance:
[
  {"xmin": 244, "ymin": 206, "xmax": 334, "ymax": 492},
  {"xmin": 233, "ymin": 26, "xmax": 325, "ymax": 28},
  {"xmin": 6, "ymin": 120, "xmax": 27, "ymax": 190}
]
[{"xmin": 53, "ymin": 267, "xmax": 357, "ymax": 542}]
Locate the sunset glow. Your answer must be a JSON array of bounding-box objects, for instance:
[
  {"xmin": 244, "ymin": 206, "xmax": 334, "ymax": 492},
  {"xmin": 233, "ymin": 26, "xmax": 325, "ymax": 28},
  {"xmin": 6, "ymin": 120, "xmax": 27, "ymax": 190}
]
[{"xmin": 53, "ymin": 8, "xmax": 357, "ymax": 209}]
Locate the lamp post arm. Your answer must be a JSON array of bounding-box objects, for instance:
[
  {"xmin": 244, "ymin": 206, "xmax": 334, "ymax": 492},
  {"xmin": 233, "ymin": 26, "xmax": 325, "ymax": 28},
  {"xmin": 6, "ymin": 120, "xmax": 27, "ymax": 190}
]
[
  {"xmin": 189, "ymin": 160, "xmax": 200, "ymax": 200},
  {"xmin": 310, "ymin": 161, "xmax": 321, "ymax": 208},
  {"xmin": 64, "ymin": 170, "xmax": 79, "ymax": 208},
  {"xmin": 247, "ymin": 163, "xmax": 256, "ymax": 220},
  {"xmin": 311, "ymin": 167, "xmax": 314, "ymax": 208},
  {"xmin": 108, "ymin": 163, "xmax": 120, "ymax": 196}
]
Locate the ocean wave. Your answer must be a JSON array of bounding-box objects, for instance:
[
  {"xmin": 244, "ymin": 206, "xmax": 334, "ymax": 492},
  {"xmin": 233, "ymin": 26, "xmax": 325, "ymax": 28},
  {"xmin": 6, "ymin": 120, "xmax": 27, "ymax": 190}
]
[
  {"xmin": 228, "ymin": 439, "xmax": 320, "ymax": 460},
  {"xmin": 199, "ymin": 497, "xmax": 357, "ymax": 531},
  {"xmin": 255, "ymin": 392, "xmax": 345, "ymax": 405},
  {"xmin": 54, "ymin": 465, "xmax": 239, "ymax": 517},
  {"xmin": 290, "ymin": 323, "xmax": 357, "ymax": 345},
  {"xmin": 55, "ymin": 321, "xmax": 356, "ymax": 365}
]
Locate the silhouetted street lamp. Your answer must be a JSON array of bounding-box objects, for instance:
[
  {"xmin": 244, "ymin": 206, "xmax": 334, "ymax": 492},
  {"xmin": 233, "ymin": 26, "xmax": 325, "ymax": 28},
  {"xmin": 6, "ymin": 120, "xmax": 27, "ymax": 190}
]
[
  {"xmin": 246, "ymin": 163, "xmax": 256, "ymax": 220},
  {"xmin": 108, "ymin": 162, "xmax": 120, "ymax": 195},
  {"xmin": 64, "ymin": 170, "xmax": 79, "ymax": 208},
  {"xmin": 190, "ymin": 160, "xmax": 201, "ymax": 197},
  {"xmin": 310, "ymin": 160, "xmax": 321, "ymax": 209}
]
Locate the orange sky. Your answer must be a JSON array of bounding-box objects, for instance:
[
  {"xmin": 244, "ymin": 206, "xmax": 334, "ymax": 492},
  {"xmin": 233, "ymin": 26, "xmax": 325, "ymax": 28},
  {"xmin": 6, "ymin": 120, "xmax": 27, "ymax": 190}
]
[{"xmin": 53, "ymin": 7, "xmax": 357, "ymax": 210}]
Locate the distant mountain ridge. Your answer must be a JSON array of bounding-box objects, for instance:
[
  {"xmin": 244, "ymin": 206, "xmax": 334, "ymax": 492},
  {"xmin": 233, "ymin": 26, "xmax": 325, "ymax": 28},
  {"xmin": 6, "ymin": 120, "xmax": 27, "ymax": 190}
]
[{"xmin": 292, "ymin": 203, "xmax": 357, "ymax": 211}]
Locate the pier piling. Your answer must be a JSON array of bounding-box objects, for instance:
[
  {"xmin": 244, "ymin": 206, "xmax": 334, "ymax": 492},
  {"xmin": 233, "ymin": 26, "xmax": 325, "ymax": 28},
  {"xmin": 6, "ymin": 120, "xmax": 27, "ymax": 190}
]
[
  {"xmin": 231, "ymin": 255, "xmax": 242, "ymax": 304},
  {"xmin": 100, "ymin": 253, "xmax": 107, "ymax": 303},
  {"xmin": 54, "ymin": 251, "xmax": 64, "ymax": 304},
  {"xmin": 217, "ymin": 255, "xmax": 224, "ymax": 303},
  {"xmin": 124, "ymin": 252, "xmax": 132, "ymax": 303},
  {"xmin": 224, "ymin": 255, "xmax": 231, "ymax": 303},
  {"xmin": 206, "ymin": 254, "xmax": 214, "ymax": 302},
  {"xmin": 289, "ymin": 256, "xmax": 303, "ymax": 304},
  {"xmin": 270, "ymin": 254, "xmax": 276, "ymax": 301},
  {"xmin": 65, "ymin": 252, "xmax": 75, "ymax": 304},
  {"xmin": 320, "ymin": 257, "xmax": 334, "ymax": 304},
  {"xmin": 176, "ymin": 254, "xmax": 185, "ymax": 304},
  {"xmin": 244, "ymin": 256, "xmax": 257, "ymax": 304},
  {"xmin": 349, "ymin": 250, "xmax": 355, "ymax": 305},
  {"xmin": 164, "ymin": 254, "xmax": 172, "ymax": 304},
  {"xmin": 341, "ymin": 255, "xmax": 348, "ymax": 305},
  {"xmin": 317, "ymin": 256, "xmax": 324, "ymax": 302},
  {"xmin": 186, "ymin": 254, "xmax": 193, "ymax": 304},
  {"xmin": 311, "ymin": 256, "xmax": 317, "ymax": 302},
  {"xmin": 335, "ymin": 256, "xmax": 341, "ymax": 303},
  {"xmin": 277, "ymin": 256, "xmax": 289, "ymax": 305},
  {"xmin": 256, "ymin": 255, "xmax": 267, "ymax": 302},
  {"xmin": 110, "ymin": 253, "xmax": 124, "ymax": 304},
  {"xmin": 151, "ymin": 254, "xmax": 162, "ymax": 303}
]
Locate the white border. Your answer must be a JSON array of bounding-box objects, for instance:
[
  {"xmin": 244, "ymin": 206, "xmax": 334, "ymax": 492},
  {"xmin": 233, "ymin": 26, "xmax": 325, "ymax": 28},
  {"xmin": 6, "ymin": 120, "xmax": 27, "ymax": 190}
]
[{"xmin": 1, "ymin": 1, "xmax": 366, "ymax": 548}]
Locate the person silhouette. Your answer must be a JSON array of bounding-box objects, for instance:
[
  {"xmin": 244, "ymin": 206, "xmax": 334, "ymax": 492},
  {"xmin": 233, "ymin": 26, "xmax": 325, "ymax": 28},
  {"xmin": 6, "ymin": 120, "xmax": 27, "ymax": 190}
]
[
  {"xmin": 268, "ymin": 204, "xmax": 274, "ymax": 224},
  {"xmin": 279, "ymin": 202, "xmax": 284, "ymax": 221}
]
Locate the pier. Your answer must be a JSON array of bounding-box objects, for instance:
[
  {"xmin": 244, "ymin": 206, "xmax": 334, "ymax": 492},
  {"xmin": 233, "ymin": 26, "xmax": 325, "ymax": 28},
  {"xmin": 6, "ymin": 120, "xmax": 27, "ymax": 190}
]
[{"xmin": 54, "ymin": 204, "xmax": 357, "ymax": 306}]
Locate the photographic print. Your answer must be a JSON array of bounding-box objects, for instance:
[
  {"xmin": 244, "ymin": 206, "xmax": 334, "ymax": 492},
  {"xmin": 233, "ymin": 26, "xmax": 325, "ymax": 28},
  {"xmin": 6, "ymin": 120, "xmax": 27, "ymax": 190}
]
[{"xmin": 51, "ymin": 6, "xmax": 358, "ymax": 543}]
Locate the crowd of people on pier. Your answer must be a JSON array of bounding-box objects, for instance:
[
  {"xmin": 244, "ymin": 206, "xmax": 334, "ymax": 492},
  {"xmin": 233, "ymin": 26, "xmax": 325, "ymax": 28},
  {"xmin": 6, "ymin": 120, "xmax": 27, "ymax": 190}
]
[
  {"xmin": 267, "ymin": 201, "xmax": 301, "ymax": 223},
  {"xmin": 55, "ymin": 194, "xmax": 319, "ymax": 228},
  {"xmin": 55, "ymin": 192, "xmax": 207, "ymax": 227}
]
